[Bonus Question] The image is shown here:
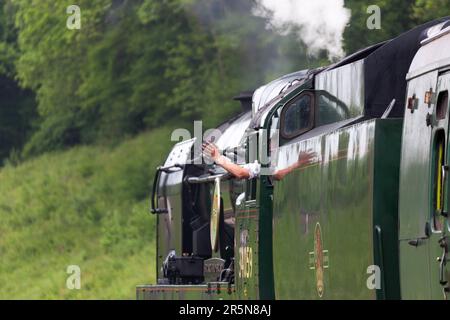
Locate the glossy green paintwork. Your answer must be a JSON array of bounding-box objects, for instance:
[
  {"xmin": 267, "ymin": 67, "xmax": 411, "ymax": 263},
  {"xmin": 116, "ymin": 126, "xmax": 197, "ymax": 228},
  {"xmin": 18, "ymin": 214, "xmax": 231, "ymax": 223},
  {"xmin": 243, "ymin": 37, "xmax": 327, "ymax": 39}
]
[
  {"xmin": 233, "ymin": 81, "xmax": 315, "ymax": 300},
  {"xmin": 258, "ymin": 175, "xmax": 276, "ymax": 299},
  {"xmin": 372, "ymin": 121, "xmax": 403, "ymax": 299},
  {"xmin": 140, "ymin": 119, "xmax": 404, "ymax": 300},
  {"xmin": 271, "ymin": 119, "xmax": 402, "ymax": 299},
  {"xmin": 235, "ymin": 197, "xmax": 260, "ymax": 300}
]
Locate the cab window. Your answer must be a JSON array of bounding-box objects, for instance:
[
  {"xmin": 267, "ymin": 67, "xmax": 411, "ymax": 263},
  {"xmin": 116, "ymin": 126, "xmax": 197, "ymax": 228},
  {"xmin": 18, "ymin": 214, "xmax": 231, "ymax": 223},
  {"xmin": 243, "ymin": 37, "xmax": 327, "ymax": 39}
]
[
  {"xmin": 280, "ymin": 93, "xmax": 314, "ymax": 139},
  {"xmin": 317, "ymin": 93, "xmax": 348, "ymax": 126}
]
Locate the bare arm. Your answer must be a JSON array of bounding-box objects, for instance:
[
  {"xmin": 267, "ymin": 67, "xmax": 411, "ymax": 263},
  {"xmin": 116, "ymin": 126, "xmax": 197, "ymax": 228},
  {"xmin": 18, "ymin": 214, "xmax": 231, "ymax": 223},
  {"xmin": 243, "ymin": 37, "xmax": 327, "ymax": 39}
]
[
  {"xmin": 202, "ymin": 143, "xmax": 250, "ymax": 180},
  {"xmin": 273, "ymin": 151, "xmax": 316, "ymax": 181},
  {"xmin": 215, "ymin": 155, "xmax": 251, "ymax": 179}
]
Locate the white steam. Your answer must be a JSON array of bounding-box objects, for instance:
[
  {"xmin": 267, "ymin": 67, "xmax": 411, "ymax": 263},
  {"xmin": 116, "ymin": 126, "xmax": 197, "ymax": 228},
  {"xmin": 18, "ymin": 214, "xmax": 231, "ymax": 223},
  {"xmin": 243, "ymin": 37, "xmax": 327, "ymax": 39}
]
[{"xmin": 253, "ymin": 0, "xmax": 351, "ymax": 60}]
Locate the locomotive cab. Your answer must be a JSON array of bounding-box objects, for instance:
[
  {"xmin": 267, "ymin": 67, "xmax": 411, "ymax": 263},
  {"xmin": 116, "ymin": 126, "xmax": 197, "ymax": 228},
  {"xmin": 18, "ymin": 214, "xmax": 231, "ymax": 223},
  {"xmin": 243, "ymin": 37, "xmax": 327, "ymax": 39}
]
[{"xmin": 150, "ymin": 95, "xmax": 252, "ymax": 287}]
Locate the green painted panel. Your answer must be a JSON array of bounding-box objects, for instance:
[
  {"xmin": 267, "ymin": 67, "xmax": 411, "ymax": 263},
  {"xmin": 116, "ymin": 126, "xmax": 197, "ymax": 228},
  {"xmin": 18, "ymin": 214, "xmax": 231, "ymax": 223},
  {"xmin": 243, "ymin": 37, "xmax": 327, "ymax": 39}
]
[
  {"xmin": 272, "ymin": 121, "xmax": 376, "ymax": 299},
  {"xmin": 398, "ymin": 240, "xmax": 431, "ymax": 299},
  {"xmin": 234, "ymin": 199, "xmax": 260, "ymax": 300},
  {"xmin": 258, "ymin": 175, "xmax": 275, "ymax": 300},
  {"xmin": 373, "ymin": 119, "xmax": 402, "ymax": 299},
  {"xmin": 271, "ymin": 119, "xmax": 402, "ymax": 299}
]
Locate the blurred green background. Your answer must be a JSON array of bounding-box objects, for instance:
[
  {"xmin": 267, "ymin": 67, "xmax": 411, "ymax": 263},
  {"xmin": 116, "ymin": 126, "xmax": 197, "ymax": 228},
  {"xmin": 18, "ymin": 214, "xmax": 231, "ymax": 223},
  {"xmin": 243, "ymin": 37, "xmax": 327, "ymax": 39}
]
[{"xmin": 0, "ymin": 0, "xmax": 446, "ymax": 299}]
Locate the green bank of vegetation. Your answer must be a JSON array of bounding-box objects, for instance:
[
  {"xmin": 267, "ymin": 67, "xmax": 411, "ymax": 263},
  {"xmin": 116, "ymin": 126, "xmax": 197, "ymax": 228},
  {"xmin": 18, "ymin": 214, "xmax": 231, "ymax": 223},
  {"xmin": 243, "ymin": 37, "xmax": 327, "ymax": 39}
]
[
  {"xmin": 0, "ymin": 127, "xmax": 173, "ymax": 299},
  {"xmin": 0, "ymin": 0, "xmax": 446, "ymax": 299}
]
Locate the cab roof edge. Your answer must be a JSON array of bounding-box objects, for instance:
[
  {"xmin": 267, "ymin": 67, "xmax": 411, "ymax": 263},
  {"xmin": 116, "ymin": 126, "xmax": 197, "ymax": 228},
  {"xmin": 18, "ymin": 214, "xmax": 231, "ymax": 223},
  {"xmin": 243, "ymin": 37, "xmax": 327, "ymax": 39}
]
[{"xmin": 421, "ymin": 25, "xmax": 450, "ymax": 46}]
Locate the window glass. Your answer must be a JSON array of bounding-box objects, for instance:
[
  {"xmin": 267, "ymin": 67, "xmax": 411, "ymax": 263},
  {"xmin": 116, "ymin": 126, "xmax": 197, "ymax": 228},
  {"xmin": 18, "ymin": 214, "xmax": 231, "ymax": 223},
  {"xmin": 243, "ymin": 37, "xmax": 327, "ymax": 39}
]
[
  {"xmin": 317, "ymin": 94, "xmax": 348, "ymax": 126},
  {"xmin": 282, "ymin": 94, "xmax": 312, "ymax": 138}
]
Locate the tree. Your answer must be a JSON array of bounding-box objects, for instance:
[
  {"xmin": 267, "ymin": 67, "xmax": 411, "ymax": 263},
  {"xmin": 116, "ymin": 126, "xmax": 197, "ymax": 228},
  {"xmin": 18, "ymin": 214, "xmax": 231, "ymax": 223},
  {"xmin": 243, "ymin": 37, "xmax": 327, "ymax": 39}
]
[
  {"xmin": 343, "ymin": 0, "xmax": 416, "ymax": 54},
  {"xmin": 0, "ymin": 1, "xmax": 36, "ymax": 162},
  {"xmin": 11, "ymin": 0, "xmax": 111, "ymax": 156},
  {"xmin": 411, "ymin": 0, "xmax": 450, "ymax": 24},
  {"xmin": 6, "ymin": 0, "xmax": 323, "ymax": 157}
]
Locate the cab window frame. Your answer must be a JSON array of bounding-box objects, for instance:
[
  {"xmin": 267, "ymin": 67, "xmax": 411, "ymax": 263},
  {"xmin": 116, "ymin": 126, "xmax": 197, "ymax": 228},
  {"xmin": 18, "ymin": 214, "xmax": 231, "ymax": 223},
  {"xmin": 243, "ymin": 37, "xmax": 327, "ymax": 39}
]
[
  {"xmin": 280, "ymin": 91, "xmax": 315, "ymax": 140},
  {"xmin": 430, "ymin": 128, "xmax": 446, "ymax": 233}
]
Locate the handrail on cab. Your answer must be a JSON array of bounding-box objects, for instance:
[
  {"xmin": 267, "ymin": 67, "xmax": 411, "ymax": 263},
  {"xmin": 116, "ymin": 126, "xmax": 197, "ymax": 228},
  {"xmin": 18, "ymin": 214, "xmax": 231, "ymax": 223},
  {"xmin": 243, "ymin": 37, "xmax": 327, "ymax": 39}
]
[
  {"xmin": 186, "ymin": 172, "xmax": 230, "ymax": 184},
  {"xmin": 150, "ymin": 164, "xmax": 183, "ymax": 214}
]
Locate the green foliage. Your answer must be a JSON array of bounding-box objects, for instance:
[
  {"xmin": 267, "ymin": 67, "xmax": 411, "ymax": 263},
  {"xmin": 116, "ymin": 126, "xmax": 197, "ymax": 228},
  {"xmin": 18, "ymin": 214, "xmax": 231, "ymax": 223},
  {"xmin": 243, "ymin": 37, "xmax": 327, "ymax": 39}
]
[
  {"xmin": 0, "ymin": 3, "xmax": 37, "ymax": 162},
  {"xmin": 12, "ymin": 0, "xmax": 111, "ymax": 155},
  {"xmin": 343, "ymin": 0, "xmax": 450, "ymax": 55},
  {"xmin": 343, "ymin": 0, "xmax": 416, "ymax": 55},
  {"xmin": 0, "ymin": 127, "xmax": 173, "ymax": 299},
  {"xmin": 3, "ymin": 0, "xmax": 324, "ymax": 157},
  {"xmin": 412, "ymin": 0, "xmax": 450, "ymax": 23},
  {"xmin": 0, "ymin": 0, "xmax": 324, "ymax": 300},
  {"xmin": 0, "ymin": 1, "xmax": 18, "ymax": 76}
]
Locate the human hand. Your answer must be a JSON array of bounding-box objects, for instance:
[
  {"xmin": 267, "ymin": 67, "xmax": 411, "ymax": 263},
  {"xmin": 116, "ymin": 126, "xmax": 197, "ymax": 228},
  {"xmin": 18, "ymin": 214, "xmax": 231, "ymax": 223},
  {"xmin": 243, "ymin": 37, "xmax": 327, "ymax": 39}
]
[
  {"xmin": 298, "ymin": 150, "xmax": 316, "ymax": 166},
  {"xmin": 202, "ymin": 142, "xmax": 221, "ymax": 162}
]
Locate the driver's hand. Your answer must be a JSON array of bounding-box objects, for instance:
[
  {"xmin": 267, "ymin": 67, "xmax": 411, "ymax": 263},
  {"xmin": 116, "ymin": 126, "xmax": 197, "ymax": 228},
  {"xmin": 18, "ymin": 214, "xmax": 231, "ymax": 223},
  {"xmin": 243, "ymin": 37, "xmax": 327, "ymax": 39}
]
[
  {"xmin": 202, "ymin": 142, "xmax": 221, "ymax": 162},
  {"xmin": 298, "ymin": 150, "xmax": 316, "ymax": 166}
]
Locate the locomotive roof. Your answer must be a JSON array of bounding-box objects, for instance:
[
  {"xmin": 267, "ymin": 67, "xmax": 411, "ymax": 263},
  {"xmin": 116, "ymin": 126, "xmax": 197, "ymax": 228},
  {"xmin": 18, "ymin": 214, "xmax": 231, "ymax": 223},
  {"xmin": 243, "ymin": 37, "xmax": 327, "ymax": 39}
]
[
  {"xmin": 249, "ymin": 17, "xmax": 450, "ymax": 130},
  {"xmin": 408, "ymin": 21, "xmax": 450, "ymax": 80},
  {"xmin": 252, "ymin": 69, "xmax": 310, "ymax": 116},
  {"xmin": 249, "ymin": 68, "xmax": 320, "ymax": 129},
  {"xmin": 214, "ymin": 110, "xmax": 252, "ymax": 151},
  {"xmin": 361, "ymin": 16, "xmax": 450, "ymax": 118}
]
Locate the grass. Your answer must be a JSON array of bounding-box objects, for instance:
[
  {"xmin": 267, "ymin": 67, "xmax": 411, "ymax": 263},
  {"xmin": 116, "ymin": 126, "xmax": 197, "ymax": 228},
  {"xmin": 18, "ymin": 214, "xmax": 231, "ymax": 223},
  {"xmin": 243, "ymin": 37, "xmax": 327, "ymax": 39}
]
[{"xmin": 0, "ymin": 126, "xmax": 174, "ymax": 299}]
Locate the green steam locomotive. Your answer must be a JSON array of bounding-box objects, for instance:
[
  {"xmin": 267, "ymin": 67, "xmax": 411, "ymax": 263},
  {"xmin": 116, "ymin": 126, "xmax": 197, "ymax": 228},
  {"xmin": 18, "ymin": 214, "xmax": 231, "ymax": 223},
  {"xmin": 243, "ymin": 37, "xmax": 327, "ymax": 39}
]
[{"xmin": 137, "ymin": 18, "xmax": 450, "ymax": 300}]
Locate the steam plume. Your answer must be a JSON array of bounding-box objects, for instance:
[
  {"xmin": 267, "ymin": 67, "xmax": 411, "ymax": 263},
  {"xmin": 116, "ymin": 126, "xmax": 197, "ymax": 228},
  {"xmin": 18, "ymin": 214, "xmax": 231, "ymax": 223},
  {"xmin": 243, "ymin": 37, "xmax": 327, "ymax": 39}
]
[{"xmin": 253, "ymin": 0, "xmax": 351, "ymax": 60}]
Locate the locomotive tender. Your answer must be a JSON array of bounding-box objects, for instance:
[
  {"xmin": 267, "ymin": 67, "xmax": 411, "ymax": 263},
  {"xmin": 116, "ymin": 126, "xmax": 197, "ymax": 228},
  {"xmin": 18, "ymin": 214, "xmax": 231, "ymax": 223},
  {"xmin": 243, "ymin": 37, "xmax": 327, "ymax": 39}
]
[{"xmin": 137, "ymin": 18, "xmax": 450, "ymax": 300}]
